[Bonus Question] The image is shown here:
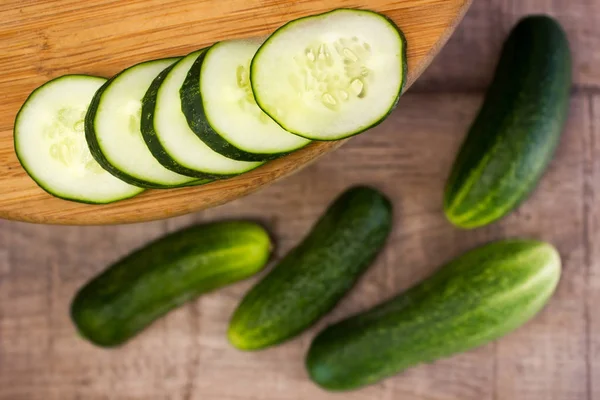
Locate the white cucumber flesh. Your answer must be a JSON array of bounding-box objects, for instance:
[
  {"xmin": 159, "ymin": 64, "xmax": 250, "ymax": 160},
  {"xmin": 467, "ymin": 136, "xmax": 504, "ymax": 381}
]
[
  {"xmin": 14, "ymin": 75, "xmax": 144, "ymax": 204},
  {"xmin": 250, "ymin": 9, "xmax": 407, "ymax": 140},
  {"xmin": 87, "ymin": 58, "xmax": 201, "ymax": 188},
  {"xmin": 148, "ymin": 50, "xmax": 262, "ymax": 176},
  {"xmin": 184, "ymin": 38, "xmax": 310, "ymax": 159}
]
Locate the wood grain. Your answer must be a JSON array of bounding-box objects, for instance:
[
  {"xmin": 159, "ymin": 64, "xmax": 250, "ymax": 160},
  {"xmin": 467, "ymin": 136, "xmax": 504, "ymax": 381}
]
[
  {"xmin": 587, "ymin": 95, "xmax": 600, "ymax": 400},
  {"xmin": 411, "ymin": 0, "xmax": 600, "ymax": 92},
  {"xmin": 0, "ymin": 91, "xmax": 594, "ymax": 400},
  {"xmin": 0, "ymin": 0, "xmax": 472, "ymax": 225},
  {"xmin": 2, "ymin": 2, "xmax": 598, "ymax": 399}
]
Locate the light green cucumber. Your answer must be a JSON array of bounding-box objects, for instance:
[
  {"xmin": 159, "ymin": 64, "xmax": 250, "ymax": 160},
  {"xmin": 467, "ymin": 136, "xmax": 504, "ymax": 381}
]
[
  {"xmin": 85, "ymin": 57, "xmax": 207, "ymax": 189},
  {"xmin": 250, "ymin": 8, "xmax": 407, "ymax": 140},
  {"xmin": 180, "ymin": 38, "xmax": 311, "ymax": 161},
  {"xmin": 71, "ymin": 221, "xmax": 272, "ymax": 347},
  {"xmin": 306, "ymin": 239, "xmax": 561, "ymax": 391},
  {"xmin": 14, "ymin": 75, "xmax": 144, "ymax": 203}
]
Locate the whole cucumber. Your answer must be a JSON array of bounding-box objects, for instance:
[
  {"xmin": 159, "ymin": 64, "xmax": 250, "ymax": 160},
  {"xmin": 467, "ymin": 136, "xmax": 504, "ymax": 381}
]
[
  {"xmin": 306, "ymin": 239, "xmax": 561, "ymax": 391},
  {"xmin": 228, "ymin": 186, "xmax": 393, "ymax": 350},
  {"xmin": 444, "ymin": 15, "xmax": 572, "ymax": 228},
  {"xmin": 71, "ymin": 221, "xmax": 272, "ymax": 347}
]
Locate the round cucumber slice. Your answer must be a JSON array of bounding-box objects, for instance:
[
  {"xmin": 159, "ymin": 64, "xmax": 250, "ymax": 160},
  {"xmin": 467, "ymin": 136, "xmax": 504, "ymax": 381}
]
[
  {"xmin": 250, "ymin": 9, "xmax": 407, "ymax": 140},
  {"xmin": 86, "ymin": 58, "xmax": 206, "ymax": 189},
  {"xmin": 14, "ymin": 75, "xmax": 144, "ymax": 204},
  {"xmin": 141, "ymin": 50, "xmax": 262, "ymax": 178},
  {"xmin": 180, "ymin": 38, "xmax": 311, "ymax": 161}
]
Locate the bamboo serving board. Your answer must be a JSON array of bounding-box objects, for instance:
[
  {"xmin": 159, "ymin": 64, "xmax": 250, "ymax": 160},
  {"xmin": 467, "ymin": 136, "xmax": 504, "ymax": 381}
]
[{"xmin": 0, "ymin": 0, "xmax": 472, "ymax": 225}]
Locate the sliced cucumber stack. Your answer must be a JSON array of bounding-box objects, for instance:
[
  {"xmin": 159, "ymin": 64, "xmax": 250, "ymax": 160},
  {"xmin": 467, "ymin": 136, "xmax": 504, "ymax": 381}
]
[
  {"xmin": 14, "ymin": 75, "xmax": 144, "ymax": 204},
  {"xmin": 250, "ymin": 9, "xmax": 407, "ymax": 140},
  {"xmin": 180, "ymin": 38, "xmax": 311, "ymax": 161},
  {"xmin": 14, "ymin": 8, "xmax": 409, "ymax": 205},
  {"xmin": 141, "ymin": 50, "xmax": 262, "ymax": 178},
  {"xmin": 85, "ymin": 58, "xmax": 206, "ymax": 188}
]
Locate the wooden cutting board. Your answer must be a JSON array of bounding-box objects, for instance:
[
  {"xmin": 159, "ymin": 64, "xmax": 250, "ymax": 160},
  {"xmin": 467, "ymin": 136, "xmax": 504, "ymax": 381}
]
[{"xmin": 0, "ymin": 0, "xmax": 472, "ymax": 225}]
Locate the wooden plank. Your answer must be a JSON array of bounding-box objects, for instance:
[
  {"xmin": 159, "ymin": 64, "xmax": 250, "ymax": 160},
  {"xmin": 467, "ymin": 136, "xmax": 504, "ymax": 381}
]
[
  {"xmin": 0, "ymin": 91, "xmax": 591, "ymax": 399},
  {"xmin": 413, "ymin": 0, "xmax": 600, "ymax": 92},
  {"xmin": 0, "ymin": 0, "xmax": 472, "ymax": 225},
  {"xmin": 587, "ymin": 95, "xmax": 600, "ymax": 400},
  {"xmin": 492, "ymin": 95, "xmax": 590, "ymax": 400}
]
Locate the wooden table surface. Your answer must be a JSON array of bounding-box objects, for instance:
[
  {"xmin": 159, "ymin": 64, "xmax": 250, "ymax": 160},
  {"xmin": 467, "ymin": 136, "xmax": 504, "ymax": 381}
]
[{"xmin": 1, "ymin": 0, "xmax": 599, "ymax": 399}]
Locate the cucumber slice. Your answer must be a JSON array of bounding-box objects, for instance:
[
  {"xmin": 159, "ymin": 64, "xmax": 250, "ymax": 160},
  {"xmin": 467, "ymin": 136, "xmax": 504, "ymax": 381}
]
[
  {"xmin": 250, "ymin": 9, "xmax": 407, "ymax": 140},
  {"xmin": 141, "ymin": 50, "xmax": 262, "ymax": 178},
  {"xmin": 14, "ymin": 75, "xmax": 144, "ymax": 204},
  {"xmin": 180, "ymin": 38, "xmax": 311, "ymax": 161},
  {"xmin": 86, "ymin": 58, "xmax": 207, "ymax": 189}
]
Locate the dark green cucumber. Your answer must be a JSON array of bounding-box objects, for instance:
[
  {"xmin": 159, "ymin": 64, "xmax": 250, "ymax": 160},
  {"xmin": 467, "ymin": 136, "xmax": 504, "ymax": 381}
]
[
  {"xmin": 444, "ymin": 15, "xmax": 572, "ymax": 229},
  {"xmin": 306, "ymin": 239, "xmax": 561, "ymax": 391},
  {"xmin": 71, "ymin": 221, "xmax": 272, "ymax": 347},
  {"xmin": 228, "ymin": 186, "xmax": 393, "ymax": 350}
]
